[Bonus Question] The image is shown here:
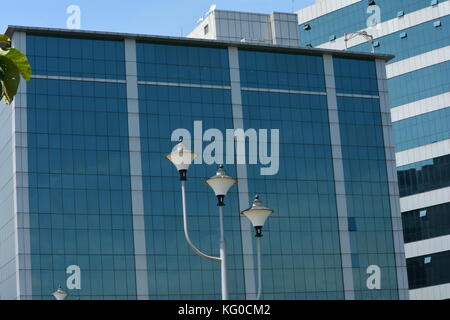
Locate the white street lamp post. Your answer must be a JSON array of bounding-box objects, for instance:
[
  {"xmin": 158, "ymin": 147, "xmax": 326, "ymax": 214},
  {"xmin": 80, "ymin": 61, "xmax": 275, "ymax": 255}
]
[
  {"xmin": 205, "ymin": 165, "xmax": 237, "ymax": 300},
  {"xmin": 241, "ymin": 195, "xmax": 274, "ymax": 300},
  {"xmin": 166, "ymin": 138, "xmax": 273, "ymax": 300},
  {"xmin": 166, "ymin": 139, "xmax": 236, "ymax": 300}
]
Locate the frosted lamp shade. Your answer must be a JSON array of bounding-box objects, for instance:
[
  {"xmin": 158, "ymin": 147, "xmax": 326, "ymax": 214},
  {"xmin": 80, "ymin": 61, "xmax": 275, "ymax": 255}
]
[
  {"xmin": 241, "ymin": 195, "xmax": 274, "ymax": 228},
  {"xmin": 166, "ymin": 151, "xmax": 196, "ymax": 171},
  {"xmin": 52, "ymin": 288, "xmax": 68, "ymax": 300},
  {"xmin": 165, "ymin": 141, "xmax": 197, "ymax": 172},
  {"xmin": 241, "ymin": 209, "xmax": 273, "ymax": 228},
  {"xmin": 206, "ymin": 176, "xmax": 237, "ymax": 196}
]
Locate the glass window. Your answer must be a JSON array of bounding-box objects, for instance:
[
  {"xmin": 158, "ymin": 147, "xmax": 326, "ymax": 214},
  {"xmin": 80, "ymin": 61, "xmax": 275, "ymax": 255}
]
[
  {"xmin": 27, "ymin": 35, "xmax": 126, "ymax": 79},
  {"xmin": 407, "ymin": 251, "xmax": 450, "ymax": 289},
  {"xmin": 402, "ymin": 202, "xmax": 450, "ymax": 243},
  {"xmin": 393, "ymin": 107, "xmax": 450, "ymax": 152},
  {"xmin": 136, "ymin": 42, "xmax": 230, "ymax": 86},
  {"xmin": 433, "ymin": 20, "xmax": 442, "ymax": 27},
  {"xmin": 348, "ymin": 218, "xmax": 357, "ymax": 231},
  {"xmin": 388, "ymin": 61, "xmax": 450, "ymax": 107},
  {"xmin": 398, "ymin": 155, "xmax": 450, "ymax": 197},
  {"xmin": 239, "ymin": 50, "xmax": 326, "ymax": 92},
  {"xmin": 26, "ymin": 77, "xmax": 136, "ymax": 299},
  {"xmin": 338, "ymin": 95, "xmax": 399, "ymax": 299},
  {"xmin": 333, "ymin": 58, "xmax": 378, "ymax": 96}
]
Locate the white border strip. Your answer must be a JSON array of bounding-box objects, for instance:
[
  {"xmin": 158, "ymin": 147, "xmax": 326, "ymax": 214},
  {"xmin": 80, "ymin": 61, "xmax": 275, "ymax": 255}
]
[
  {"xmin": 11, "ymin": 32, "xmax": 32, "ymax": 300},
  {"xmin": 30, "ymin": 74, "xmax": 126, "ymax": 83},
  {"xmin": 316, "ymin": 2, "xmax": 450, "ymax": 51},
  {"xmin": 336, "ymin": 93, "xmax": 380, "ymax": 99},
  {"xmin": 228, "ymin": 47, "xmax": 257, "ymax": 300},
  {"xmin": 241, "ymin": 87, "xmax": 326, "ymax": 96},
  {"xmin": 405, "ymin": 235, "xmax": 450, "ymax": 259},
  {"xmin": 125, "ymin": 39, "xmax": 149, "ymax": 300},
  {"xmin": 138, "ymin": 80, "xmax": 231, "ymax": 90},
  {"xmin": 391, "ymin": 92, "xmax": 450, "ymax": 122},
  {"xmin": 376, "ymin": 59, "xmax": 409, "ymax": 299},
  {"xmin": 296, "ymin": 0, "xmax": 360, "ymax": 24},
  {"xmin": 323, "ymin": 54, "xmax": 355, "ymax": 300},
  {"xmin": 409, "ymin": 283, "xmax": 450, "ymax": 300},
  {"xmin": 240, "ymin": 89, "xmax": 379, "ymax": 99},
  {"xmin": 386, "ymin": 46, "xmax": 450, "ymax": 79},
  {"xmin": 396, "ymin": 138, "xmax": 450, "ymax": 167},
  {"xmin": 400, "ymin": 186, "xmax": 450, "ymax": 212}
]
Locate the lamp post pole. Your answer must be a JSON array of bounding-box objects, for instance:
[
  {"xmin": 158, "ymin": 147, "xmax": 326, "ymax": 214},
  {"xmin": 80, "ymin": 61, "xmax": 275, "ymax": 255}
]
[
  {"xmin": 180, "ymin": 179, "xmax": 220, "ymax": 262},
  {"xmin": 218, "ymin": 201, "xmax": 228, "ymax": 300},
  {"xmin": 256, "ymin": 236, "xmax": 262, "ymax": 300}
]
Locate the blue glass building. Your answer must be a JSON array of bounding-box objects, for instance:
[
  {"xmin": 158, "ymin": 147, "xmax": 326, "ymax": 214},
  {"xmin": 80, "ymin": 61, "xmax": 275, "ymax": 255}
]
[
  {"xmin": 0, "ymin": 26, "xmax": 407, "ymax": 300},
  {"xmin": 298, "ymin": 0, "xmax": 450, "ymax": 300}
]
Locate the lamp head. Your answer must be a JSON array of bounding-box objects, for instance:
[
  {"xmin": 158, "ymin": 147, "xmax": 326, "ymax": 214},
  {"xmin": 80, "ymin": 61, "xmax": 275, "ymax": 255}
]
[
  {"xmin": 205, "ymin": 165, "xmax": 237, "ymax": 199},
  {"xmin": 241, "ymin": 195, "xmax": 274, "ymax": 236},
  {"xmin": 165, "ymin": 138, "xmax": 198, "ymax": 179},
  {"xmin": 52, "ymin": 286, "xmax": 68, "ymax": 300}
]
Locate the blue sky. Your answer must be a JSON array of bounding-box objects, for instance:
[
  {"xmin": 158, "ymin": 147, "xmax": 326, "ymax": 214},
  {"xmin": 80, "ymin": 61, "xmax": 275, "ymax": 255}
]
[{"xmin": 2, "ymin": 0, "xmax": 314, "ymax": 37}]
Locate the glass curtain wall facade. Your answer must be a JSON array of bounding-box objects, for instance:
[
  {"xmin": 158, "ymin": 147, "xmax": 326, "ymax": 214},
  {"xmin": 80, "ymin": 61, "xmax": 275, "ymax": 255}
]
[
  {"xmin": 25, "ymin": 35, "xmax": 136, "ymax": 299},
  {"xmin": 297, "ymin": 0, "xmax": 450, "ymax": 299},
  {"xmin": 0, "ymin": 26, "xmax": 405, "ymax": 300}
]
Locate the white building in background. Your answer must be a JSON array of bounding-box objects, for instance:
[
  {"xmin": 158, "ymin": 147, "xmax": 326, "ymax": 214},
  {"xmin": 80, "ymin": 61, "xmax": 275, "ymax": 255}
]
[
  {"xmin": 297, "ymin": 0, "xmax": 450, "ymax": 300},
  {"xmin": 188, "ymin": 9, "xmax": 300, "ymax": 47}
]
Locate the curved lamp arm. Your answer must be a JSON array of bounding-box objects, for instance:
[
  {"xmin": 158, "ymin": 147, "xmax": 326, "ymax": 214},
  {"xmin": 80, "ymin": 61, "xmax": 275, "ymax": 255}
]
[
  {"xmin": 181, "ymin": 180, "xmax": 221, "ymax": 262},
  {"xmin": 344, "ymin": 31, "xmax": 375, "ymax": 53}
]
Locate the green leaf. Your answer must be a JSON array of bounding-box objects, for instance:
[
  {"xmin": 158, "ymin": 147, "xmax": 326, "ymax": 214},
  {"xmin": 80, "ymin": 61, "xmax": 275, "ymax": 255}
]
[
  {"xmin": 0, "ymin": 64, "xmax": 3, "ymax": 101},
  {"xmin": 4, "ymin": 48, "xmax": 31, "ymax": 80},
  {"xmin": 0, "ymin": 81, "xmax": 3, "ymax": 103},
  {"xmin": 0, "ymin": 48, "xmax": 10, "ymax": 56},
  {"xmin": 0, "ymin": 57, "xmax": 21, "ymax": 104},
  {"xmin": 0, "ymin": 39, "xmax": 32, "ymax": 105},
  {"xmin": 0, "ymin": 35, "xmax": 11, "ymax": 47}
]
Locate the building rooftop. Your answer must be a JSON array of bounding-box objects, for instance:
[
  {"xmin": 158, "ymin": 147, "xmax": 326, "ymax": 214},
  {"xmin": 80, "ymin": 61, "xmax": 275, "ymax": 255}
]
[{"xmin": 6, "ymin": 25, "xmax": 394, "ymax": 62}]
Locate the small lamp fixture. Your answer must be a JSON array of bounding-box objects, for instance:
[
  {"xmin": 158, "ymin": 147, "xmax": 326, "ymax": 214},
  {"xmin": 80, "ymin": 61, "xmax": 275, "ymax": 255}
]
[
  {"xmin": 52, "ymin": 286, "xmax": 68, "ymax": 300},
  {"xmin": 368, "ymin": 0, "xmax": 376, "ymax": 5},
  {"xmin": 166, "ymin": 138, "xmax": 198, "ymax": 180},
  {"xmin": 241, "ymin": 195, "xmax": 274, "ymax": 237},
  {"xmin": 205, "ymin": 165, "xmax": 237, "ymax": 206}
]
